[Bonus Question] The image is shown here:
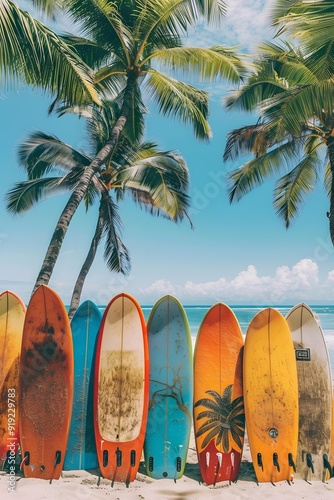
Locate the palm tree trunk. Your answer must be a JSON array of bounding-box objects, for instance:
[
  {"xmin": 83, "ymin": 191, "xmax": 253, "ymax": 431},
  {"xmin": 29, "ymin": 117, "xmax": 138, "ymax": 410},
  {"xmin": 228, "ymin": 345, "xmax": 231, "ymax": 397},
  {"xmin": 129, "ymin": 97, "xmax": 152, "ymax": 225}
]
[
  {"xmin": 327, "ymin": 137, "xmax": 334, "ymax": 246},
  {"xmin": 68, "ymin": 205, "xmax": 104, "ymax": 320},
  {"xmin": 32, "ymin": 73, "xmax": 137, "ymax": 295}
]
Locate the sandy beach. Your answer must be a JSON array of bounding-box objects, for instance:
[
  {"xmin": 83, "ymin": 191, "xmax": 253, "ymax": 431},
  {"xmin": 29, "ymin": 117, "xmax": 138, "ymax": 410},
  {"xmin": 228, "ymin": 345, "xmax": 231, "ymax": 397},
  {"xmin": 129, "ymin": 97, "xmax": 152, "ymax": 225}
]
[{"xmin": 1, "ymin": 428, "xmax": 333, "ymax": 500}]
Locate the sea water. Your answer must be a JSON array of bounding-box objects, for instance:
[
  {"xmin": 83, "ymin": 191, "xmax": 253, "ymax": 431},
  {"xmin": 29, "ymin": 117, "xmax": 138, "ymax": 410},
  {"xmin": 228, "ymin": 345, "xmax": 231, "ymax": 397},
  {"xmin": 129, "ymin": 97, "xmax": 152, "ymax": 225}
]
[{"xmin": 138, "ymin": 304, "xmax": 334, "ymax": 379}]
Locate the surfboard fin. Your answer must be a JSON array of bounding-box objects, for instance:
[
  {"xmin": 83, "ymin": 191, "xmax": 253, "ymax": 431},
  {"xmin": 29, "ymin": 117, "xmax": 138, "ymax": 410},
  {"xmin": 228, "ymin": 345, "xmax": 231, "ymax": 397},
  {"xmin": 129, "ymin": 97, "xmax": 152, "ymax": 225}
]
[
  {"xmin": 213, "ymin": 453, "xmax": 222, "ymax": 487},
  {"xmin": 257, "ymin": 453, "xmax": 263, "ymax": 471},
  {"xmin": 288, "ymin": 453, "xmax": 296, "ymax": 472},
  {"xmin": 229, "ymin": 452, "xmax": 235, "ymax": 485},
  {"xmin": 49, "ymin": 450, "xmax": 61, "ymax": 484},
  {"xmin": 273, "ymin": 453, "xmax": 280, "ymax": 472},
  {"xmin": 115, "ymin": 448, "xmax": 122, "ymax": 467},
  {"xmin": 323, "ymin": 454, "xmax": 332, "ymax": 480},
  {"xmin": 306, "ymin": 453, "xmax": 314, "ymax": 473},
  {"xmin": 20, "ymin": 452, "xmax": 30, "ymax": 469},
  {"xmin": 130, "ymin": 450, "xmax": 136, "ymax": 467}
]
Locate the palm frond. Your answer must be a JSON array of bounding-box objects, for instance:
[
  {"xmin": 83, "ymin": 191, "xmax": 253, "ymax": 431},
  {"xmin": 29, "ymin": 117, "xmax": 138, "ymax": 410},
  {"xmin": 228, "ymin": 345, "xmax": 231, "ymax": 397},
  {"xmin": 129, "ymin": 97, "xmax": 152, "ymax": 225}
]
[
  {"xmin": 64, "ymin": 0, "xmax": 133, "ymax": 59},
  {"xmin": 0, "ymin": 0, "xmax": 99, "ymax": 103},
  {"xmin": 60, "ymin": 34, "xmax": 111, "ymax": 71},
  {"xmin": 273, "ymin": 152, "xmax": 320, "ymax": 227},
  {"xmin": 30, "ymin": 0, "xmax": 63, "ymax": 20},
  {"xmin": 99, "ymin": 194, "xmax": 131, "ymax": 274},
  {"xmin": 150, "ymin": 46, "xmax": 247, "ymax": 84},
  {"xmin": 5, "ymin": 177, "xmax": 65, "ymax": 214},
  {"xmin": 227, "ymin": 139, "xmax": 301, "ymax": 203},
  {"xmin": 201, "ymin": 425, "xmax": 221, "ymax": 450},
  {"xmin": 135, "ymin": 0, "xmax": 226, "ymax": 45},
  {"xmin": 18, "ymin": 131, "xmax": 92, "ymax": 179},
  {"xmin": 223, "ymin": 123, "xmax": 275, "ymax": 162},
  {"xmin": 230, "ymin": 426, "xmax": 244, "ymax": 450},
  {"xmin": 195, "ymin": 419, "xmax": 222, "ymax": 437},
  {"xmin": 115, "ymin": 150, "xmax": 191, "ymax": 222},
  {"xmin": 224, "ymin": 76, "xmax": 288, "ymax": 112},
  {"xmin": 145, "ymin": 70, "xmax": 211, "ymax": 139}
]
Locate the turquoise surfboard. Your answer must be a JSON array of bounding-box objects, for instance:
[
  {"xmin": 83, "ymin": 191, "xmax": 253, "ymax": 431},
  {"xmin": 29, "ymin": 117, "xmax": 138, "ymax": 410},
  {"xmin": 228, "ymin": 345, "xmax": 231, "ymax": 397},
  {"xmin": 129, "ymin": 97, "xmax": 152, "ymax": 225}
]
[
  {"xmin": 144, "ymin": 295, "xmax": 193, "ymax": 480},
  {"xmin": 64, "ymin": 300, "xmax": 102, "ymax": 470}
]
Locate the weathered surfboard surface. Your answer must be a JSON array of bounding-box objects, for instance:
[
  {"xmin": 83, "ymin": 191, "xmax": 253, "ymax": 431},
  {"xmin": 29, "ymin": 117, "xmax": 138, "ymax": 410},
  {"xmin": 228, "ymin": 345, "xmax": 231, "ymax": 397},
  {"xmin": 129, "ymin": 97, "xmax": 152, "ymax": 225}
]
[
  {"xmin": 193, "ymin": 303, "xmax": 244, "ymax": 485},
  {"xmin": 94, "ymin": 293, "xmax": 149, "ymax": 484},
  {"xmin": 19, "ymin": 285, "xmax": 73, "ymax": 480},
  {"xmin": 144, "ymin": 295, "xmax": 193, "ymax": 480},
  {"xmin": 286, "ymin": 303, "xmax": 333, "ymax": 481},
  {"xmin": 0, "ymin": 291, "xmax": 26, "ymax": 469},
  {"xmin": 244, "ymin": 308, "xmax": 298, "ymax": 483},
  {"xmin": 64, "ymin": 300, "xmax": 101, "ymax": 470}
]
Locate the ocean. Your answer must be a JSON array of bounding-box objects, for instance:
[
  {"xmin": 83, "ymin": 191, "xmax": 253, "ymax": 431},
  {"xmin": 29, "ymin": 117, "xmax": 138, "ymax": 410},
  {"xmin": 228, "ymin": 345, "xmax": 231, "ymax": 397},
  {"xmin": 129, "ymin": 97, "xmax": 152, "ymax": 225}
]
[{"xmin": 137, "ymin": 304, "xmax": 334, "ymax": 378}]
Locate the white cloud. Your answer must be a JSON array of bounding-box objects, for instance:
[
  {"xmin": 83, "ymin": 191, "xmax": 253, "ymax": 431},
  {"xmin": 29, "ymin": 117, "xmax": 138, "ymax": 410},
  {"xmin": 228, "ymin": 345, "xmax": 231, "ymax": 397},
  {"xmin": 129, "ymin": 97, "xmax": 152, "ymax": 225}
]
[
  {"xmin": 187, "ymin": 0, "xmax": 272, "ymax": 52},
  {"xmin": 326, "ymin": 269, "xmax": 334, "ymax": 284},
  {"xmin": 140, "ymin": 259, "xmax": 328, "ymax": 304},
  {"xmin": 140, "ymin": 279, "xmax": 177, "ymax": 296}
]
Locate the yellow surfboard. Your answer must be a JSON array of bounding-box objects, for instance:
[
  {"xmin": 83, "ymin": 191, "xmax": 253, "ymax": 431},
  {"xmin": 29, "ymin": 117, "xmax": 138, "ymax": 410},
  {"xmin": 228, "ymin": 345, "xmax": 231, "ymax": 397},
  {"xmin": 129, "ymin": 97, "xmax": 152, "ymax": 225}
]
[
  {"xmin": 244, "ymin": 308, "xmax": 298, "ymax": 483},
  {"xmin": 0, "ymin": 290, "xmax": 26, "ymax": 469}
]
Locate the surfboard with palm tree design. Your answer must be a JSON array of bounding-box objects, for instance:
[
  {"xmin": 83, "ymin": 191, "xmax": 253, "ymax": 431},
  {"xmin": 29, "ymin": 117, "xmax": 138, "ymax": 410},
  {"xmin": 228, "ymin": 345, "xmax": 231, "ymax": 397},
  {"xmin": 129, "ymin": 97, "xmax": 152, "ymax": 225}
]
[{"xmin": 193, "ymin": 303, "xmax": 244, "ymax": 485}]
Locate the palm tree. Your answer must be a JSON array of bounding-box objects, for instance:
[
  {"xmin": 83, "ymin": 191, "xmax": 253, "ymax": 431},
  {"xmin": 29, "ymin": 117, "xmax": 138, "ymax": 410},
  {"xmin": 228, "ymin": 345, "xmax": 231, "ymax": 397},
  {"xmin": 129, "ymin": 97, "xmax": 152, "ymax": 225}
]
[
  {"xmin": 0, "ymin": 0, "xmax": 98, "ymax": 104},
  {"xmin": 6, "ymin": 101, "xmax": 191, "ymax": 318},
  {"xmin": 223, "ymin": 41, "xmax": 334, "ymax": 245},
  {"xmin": 27, "ymin": 0, "xmax": 247, "ymax": 293},
  {"xmin": 194, "ymin": 385, "xmax": 245, "ymax": 452}
]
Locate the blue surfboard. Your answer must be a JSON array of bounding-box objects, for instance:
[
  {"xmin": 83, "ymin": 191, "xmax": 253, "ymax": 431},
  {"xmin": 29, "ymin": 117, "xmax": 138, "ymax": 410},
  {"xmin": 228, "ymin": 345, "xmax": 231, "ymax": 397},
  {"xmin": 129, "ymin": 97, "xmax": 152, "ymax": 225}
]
[
  {"xmin": 144, "ymin": 295, "xmax": 193, "ymax": 480},
  {"xmin": 64, "ymin": 300, "xmax": 102, "ymax": 470}
]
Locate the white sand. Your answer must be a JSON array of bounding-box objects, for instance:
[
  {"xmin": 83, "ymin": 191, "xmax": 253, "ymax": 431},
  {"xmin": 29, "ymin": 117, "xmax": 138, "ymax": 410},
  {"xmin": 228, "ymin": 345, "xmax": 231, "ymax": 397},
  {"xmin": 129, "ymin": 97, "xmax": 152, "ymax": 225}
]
[{"xmin": 1, "ymin": 429, "xmax": 333, "ymax": 499}]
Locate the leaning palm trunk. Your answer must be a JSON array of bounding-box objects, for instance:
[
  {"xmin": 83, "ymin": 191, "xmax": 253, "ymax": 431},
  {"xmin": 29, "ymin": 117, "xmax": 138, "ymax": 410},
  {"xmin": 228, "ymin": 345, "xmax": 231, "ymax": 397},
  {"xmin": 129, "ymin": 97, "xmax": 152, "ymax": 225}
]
[
  {"xmin": 68, "ymin": 207, "xmax": 104, "ymax": 320},
  {"xmin": 32, "ymin": 75, "xmax": 137, "ymax": 294},
  {"xmin": 327, "ymin": 137, "xmax": 334, "ymax": 246}
]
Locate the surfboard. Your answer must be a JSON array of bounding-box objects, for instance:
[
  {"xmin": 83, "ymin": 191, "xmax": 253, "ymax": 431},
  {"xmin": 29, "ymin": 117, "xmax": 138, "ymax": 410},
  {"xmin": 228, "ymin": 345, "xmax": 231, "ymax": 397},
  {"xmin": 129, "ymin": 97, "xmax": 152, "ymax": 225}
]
[
  {"xmin": 64, "ymin": 300, "xmax": 102, "ymax": 470},
  {"xmin": 0, "ymin": 290, "xmax": 26, "ymax": 470},
  {"xmin": 193, "ymin": 303, "xmax": 244, "ymax": 485},
  {"xmin": 244, "ymin": 308, "xmax": 298, "ymax": 483},
  {"xmin": 330, "ymin": 391, "xmax": 334, "ymax": 477},
  {"xmin": 144, "ymin": 295, "xmax": 193, "ymax": 480},
  {"xmin": 19, "ymin": 285, "xmax": 73, "ymax": 480},
  {"xmin": 94, "ymin": 293, "xmax": 149, "ymax": 485},
  {"xmin": 286, "ymin": 303, "xmax": 333, "ymax": 481}
]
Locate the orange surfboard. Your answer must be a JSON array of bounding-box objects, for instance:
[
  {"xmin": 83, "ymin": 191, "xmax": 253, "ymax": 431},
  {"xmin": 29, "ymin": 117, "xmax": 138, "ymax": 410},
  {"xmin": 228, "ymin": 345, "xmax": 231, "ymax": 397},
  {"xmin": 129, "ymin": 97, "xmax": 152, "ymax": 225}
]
[
  {"xmin": 19, "ymin": 285, "xmax": 73, "ymax": 480},
  {"xmin": 94, "ymin": 293, "xmax": 149, "ymax": 485},
  {"xmin": 244, "ymin": 308, "xmax": 298, "ymax": 483},
  {"xmin": 0, "ymin": 291, "xmax": 26, "ymax": 469},
  {"xmin": 193, "ymin": 303, "xmax": 244, "ymax": 485}
]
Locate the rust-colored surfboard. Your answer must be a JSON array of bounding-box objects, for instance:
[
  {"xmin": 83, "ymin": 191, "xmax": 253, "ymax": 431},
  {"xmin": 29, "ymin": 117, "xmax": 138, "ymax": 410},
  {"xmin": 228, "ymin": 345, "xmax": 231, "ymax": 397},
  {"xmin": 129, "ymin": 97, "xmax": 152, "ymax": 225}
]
[
  {"xmin": 0, "ymin": 291, "xmax": 26, "ymax": 469},
  {"xmin": 193, "ymin": 303, "xmax": 244, "ymax": 485},
  {"xmin": 244, "ymin": 308, "xmax": 298, "ymax": 483},
  {"xmin": 19, "ymin": 285, "xmax": 73, "ymax": 480},
  {"xmin": 94, "ymin": 293, "xmax": 149, "ymax": 484}
]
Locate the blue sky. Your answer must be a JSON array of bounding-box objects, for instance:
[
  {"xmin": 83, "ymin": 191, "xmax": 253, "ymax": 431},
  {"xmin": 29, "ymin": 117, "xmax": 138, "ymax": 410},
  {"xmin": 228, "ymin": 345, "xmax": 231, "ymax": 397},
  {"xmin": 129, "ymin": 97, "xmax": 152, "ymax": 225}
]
[{"xmin": 1, "ymin": 0, "xmax": 334, "ymax": 306}]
